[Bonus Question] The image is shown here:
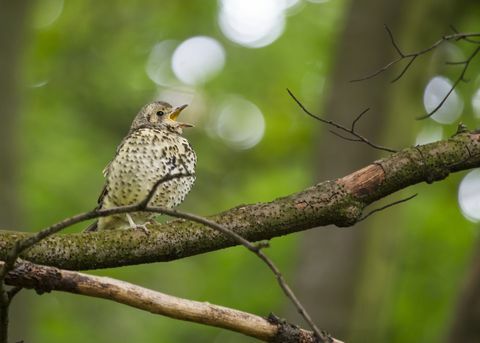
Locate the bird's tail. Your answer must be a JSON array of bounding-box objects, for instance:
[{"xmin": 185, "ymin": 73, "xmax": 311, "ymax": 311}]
[{"xmin": 84, "ymin": 221, "xmax": 98, "ymax": 232}]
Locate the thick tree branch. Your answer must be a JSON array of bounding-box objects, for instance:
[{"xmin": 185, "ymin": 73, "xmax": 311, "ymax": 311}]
[
  {"xmin": 2, "ymin": 260, "xmax": 342, "ymax": 343},
  {"xmin": 0, "ymin": 130, "xmax": 479, "ymax": 270}
]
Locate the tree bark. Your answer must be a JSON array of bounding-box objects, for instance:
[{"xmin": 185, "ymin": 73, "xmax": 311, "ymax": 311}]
[
  {"xmin": 0, "ymin": 131, "xmax": 478, "ymax": 271},
  {"xmin": 2, "ymin": 260, "xmax": 343, "ymax": 343}
]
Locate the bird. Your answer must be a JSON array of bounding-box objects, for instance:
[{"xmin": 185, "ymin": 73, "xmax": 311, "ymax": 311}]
[{"xmin": 85, "ymin": 101, "xmax": 196, "ymax": 232}]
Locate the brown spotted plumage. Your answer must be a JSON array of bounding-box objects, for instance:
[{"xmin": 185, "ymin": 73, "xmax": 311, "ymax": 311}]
[{"xmin": 86, "ymin": 101, "xmax": 196, "ymax": 231}]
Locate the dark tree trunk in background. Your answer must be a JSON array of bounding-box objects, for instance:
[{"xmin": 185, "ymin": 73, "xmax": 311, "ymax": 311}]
[
  {"xmin": 0, "ymin": 1, "xmax": 30, "ymax": 225},
  {"xmin": 0, "ymin": 0, "xmax": 32, "ymax": 341},
  {"xmin": 448, "ymin": 237, "xmax": 480, "ymax": 343},
  {"xmin": 445, "ymin": 1, "xmax": 480, "ymax": 339},
  {"xmin": 290, "ymin": 0, "xmax": 407, "ymax": 338}
]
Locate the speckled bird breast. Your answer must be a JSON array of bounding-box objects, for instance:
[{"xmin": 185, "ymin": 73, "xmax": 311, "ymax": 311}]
[{"xmin": 102, "ymin": 127, "xmax": 196, "ymax": 210}]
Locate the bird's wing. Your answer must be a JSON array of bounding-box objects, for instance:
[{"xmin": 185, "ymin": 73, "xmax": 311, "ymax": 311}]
[
  {"xmin": 84, "ymin": 159, "xmax": 112, "ymax": 231},
  {"xmin": 96, "ymin": 183, "xmax": 109, "ymax": 206},
  {"xmin": 96, "ymin": 133, "xmax": 131, "ymax": 206}
]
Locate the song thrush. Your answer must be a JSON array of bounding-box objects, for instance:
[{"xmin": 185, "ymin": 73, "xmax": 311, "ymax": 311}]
[{"xmin": 85, "ymin": 101, "xmax": 196, "ymax": 232}]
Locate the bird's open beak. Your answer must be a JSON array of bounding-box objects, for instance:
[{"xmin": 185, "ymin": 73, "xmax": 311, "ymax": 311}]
[{"xmin": 169, "ymin": 104, "xmax": 194, "ymax": 128}]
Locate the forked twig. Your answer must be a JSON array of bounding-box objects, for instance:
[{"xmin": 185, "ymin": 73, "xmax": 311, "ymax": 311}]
[
  {"xmin": 351, "ymin": 25, "xmax": 480, "ymax": 120},
  {"xmin": 287, "ymin": 88, "xmax": 397, "ymax": 153},
  {"xmin": 417, "ymin": 46, "xmax": 480, "ymax": 120}
]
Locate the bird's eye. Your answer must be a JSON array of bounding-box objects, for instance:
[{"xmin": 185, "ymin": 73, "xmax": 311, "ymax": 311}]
[{"xmin": 156, "ymin": 111, "xmax": 165, "ymax": 116}]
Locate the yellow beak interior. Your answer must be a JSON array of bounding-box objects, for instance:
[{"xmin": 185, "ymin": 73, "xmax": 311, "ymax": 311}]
[{"xmin": 169, "ymin": 104, "xmax": 188, "ymax": 121}]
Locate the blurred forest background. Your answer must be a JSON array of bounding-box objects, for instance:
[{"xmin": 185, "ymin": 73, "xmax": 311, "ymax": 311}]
[{"xmin": 1, "ymin": 0, "xmax": 480, "ymax": 342}]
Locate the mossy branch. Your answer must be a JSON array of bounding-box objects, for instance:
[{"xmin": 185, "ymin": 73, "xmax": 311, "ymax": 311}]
[{"xmin": 0, "ymin": 130, "xmax": 479, "ymax": 271}]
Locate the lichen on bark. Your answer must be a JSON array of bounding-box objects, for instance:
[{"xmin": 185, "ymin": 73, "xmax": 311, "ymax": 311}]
[{"xmin": 0, "ymin": 131, "xmax": 479, "ymax": 271}]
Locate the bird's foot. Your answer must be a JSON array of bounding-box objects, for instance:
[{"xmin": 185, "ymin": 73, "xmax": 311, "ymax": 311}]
[
  {"xmin": 133, "ymin": 223, "xmax": 150, "ymax": 235},
  {"xmin": 126, "ymin": 214, "xmax": 151, "ymax": 235}
]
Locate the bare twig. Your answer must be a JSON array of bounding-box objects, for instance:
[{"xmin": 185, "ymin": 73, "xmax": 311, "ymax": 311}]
[
  {"xmin": 351, "ymin": 26, "xmax": 480, "ymax": 120},
  {"xmin": 417, "ymin": 46, "xmax": 480, "ymax": 120},
  {"xmin": 0, "ymin": 172, "xmax": 192, "ymax": 279},
  {"xmin": 357, "ymin": 193, "xmax": 418, "ymax": 222},
  {"xmin": 351, "ymin": 26, "xmax": 480, "ymax": 83},
  {"xmin": 140, "ymin": 172, "xmax": 193, "ymax": 207},
  {"xmin": 2, "ymin": 260, "xmax": 343, "ymax": 343},
  {"xmin": 449, "ymin": 25, "xmax": 480, "ymax": 45},
  {"xmin": 0, "ymin": 284, "xmax": 19, "ymax": 343},
  {"xmin": 0, "ymin": 283, "xmax": 8, "ymax": 343},
  {"xmin": 287, "ymin": 89, "xmax": 397, "ymax": 153},
  {"xmin": 6, "ymin": 286, "xmax": 22, "ymax": 301},
  {"xmin": 142, "ymin": 207, "xmax": 329, "ymax": 341},
  {"xmin": 0, "ymin": 171, "xmax": 329, "ymax": 341}
]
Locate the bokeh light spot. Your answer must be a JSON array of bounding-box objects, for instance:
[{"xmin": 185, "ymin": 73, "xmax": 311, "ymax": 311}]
[
  {"xmin": 30, "ymin": 80, "xmax": 49, "ymax": 89},
  {"xmin": 33, "ymin": 0, "xmax": 64, "ymax": 29},
  {"xmin": 171, "ymin": 36, "xmax": 225, "ymax": 86},
  {"xmin": 146, "ymin": 40, "xmax": 178, "ymax": 87},
  {"xmin": 211, "ymin": 96, "xmax": 265, "ymax": 150},
  {"xmin": 283, "ymin": 0, "xmax": 303, "ymax": 10},
  {"xmin": 472, "ymin": 88, "xmax": 480, "ymax": 118},
  {"xmin": 218, "ymin": 0, "xmax": 285, "ymax": 48},
  {"xmin": 423, "ymin": 76, "xmax": 463, "ymax": 124},
  {"xmin": 415, "ymin": 125, "xmax": 443, "ymax": 145},
  {"xmin": 458, "ymin": 169, "xmax": 480, "ymax": 223}
]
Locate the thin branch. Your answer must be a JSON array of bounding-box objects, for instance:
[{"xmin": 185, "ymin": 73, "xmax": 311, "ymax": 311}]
[
  {"xmin": 418, "ymin": 46, "xmax": 480, "ymax": 120},
  {"xmin": 2, "ymin": 260, "xmax": 343, "ymax": 343},
  {"xmin": 351, "ymin": 26, "xmax": 480, "ymax": 82},
  {"xmin": 449, "ymin": 25, "xmax": 480, "ymax": 44},
  {"xmin": 329, "ymin": 130, "xmax": 362, "ymax": 142},
  {"xmin": 385, "ymin": 24, "xmax": 405, "ymax": 57},
  {"xmin": 141, "ymin": 207, "xmax": 327, "ymax": 340},
  {"xmin": 0, "ymin": 172, "xmax": 192, "ymax": 343},
  {"xmin": 390, "ymin": 55, "xmax": 417, "ymax": 83},
  {"xmin": 351, "ymin": 108, "xmax": 370, "ymax": 132},
  {"xmin": 350, "ymin": 26, "xmax": 480, "ymax": 120},
  {"xmin": 6, "ymin": 286, "xmax": 22, "ymax": 301},
  {"xmin": 287, "ymin": 89, "xmax": 397, "ymax": 153},
  {"xmin": 0, "ymin": 172, "xmax": 192, "ymax": 280},
  {"xmin": 0, "ymin": 283, "xmax": 23, "ymax": 342},
  {"xmin": 0, "ymin": 283, "xmax": 8, "ymax": 343},
  {"xmin": 0, "ymin": 170, "xmax": 328, "ymax": 340},
  {"xmin": 357, "ymin": 193, "xmax": 418, "ymax": 222},
  {"xmin": 139, "ymin": 172, "xmax": 192, "ymax": 207}
]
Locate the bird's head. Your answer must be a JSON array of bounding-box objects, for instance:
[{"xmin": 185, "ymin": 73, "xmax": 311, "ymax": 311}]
[{"xmin": 130, "ymin": 101, "xmax": 193, "ymax": 134}]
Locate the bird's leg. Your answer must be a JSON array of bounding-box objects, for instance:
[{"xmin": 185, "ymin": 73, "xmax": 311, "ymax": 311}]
[
  {"xmin": 125, "ymin": 213, "xmax": 150, "ymax": 235},
  {"xmin": 145, "ymin": 218, "xmax": 157, "ymax": 225}
]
